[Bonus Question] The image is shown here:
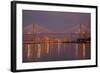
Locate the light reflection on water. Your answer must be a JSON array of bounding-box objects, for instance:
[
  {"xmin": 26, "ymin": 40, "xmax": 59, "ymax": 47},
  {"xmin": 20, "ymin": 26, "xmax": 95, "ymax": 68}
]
[
  {"xmin": 23, "ymin": 42, "xmax": 90, "ymax": 62},
  {"xmin": 23, "ymin": 33, "xmax": 90, "ymax": 62}
]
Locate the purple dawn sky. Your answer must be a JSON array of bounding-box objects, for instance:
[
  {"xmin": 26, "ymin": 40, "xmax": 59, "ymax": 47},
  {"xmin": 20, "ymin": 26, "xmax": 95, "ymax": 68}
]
[{"xmin": 23, "ymin": 10, "xmax": 91, "ymax": 32}]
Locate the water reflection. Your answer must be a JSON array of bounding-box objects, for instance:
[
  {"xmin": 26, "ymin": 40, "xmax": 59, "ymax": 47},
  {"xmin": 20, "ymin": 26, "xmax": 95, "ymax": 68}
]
[{"xmin": 23, "ymin": 33, "xmax": 90, "ymax": 62}]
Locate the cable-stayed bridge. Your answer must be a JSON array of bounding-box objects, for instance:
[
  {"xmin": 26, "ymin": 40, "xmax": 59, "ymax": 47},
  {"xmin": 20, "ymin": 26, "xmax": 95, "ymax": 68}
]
[{"xmin": 23, "ymin": 24, "xmax": 90, "ymax": 62}]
